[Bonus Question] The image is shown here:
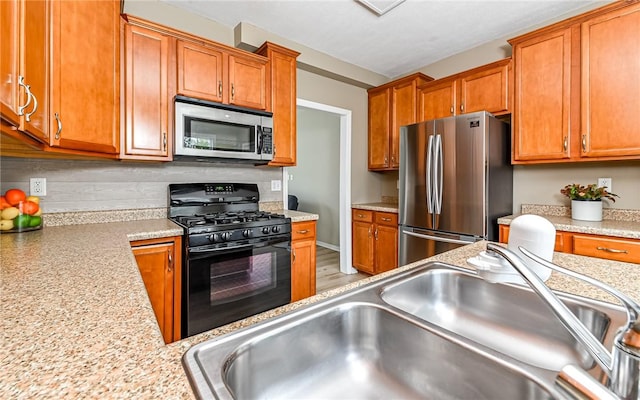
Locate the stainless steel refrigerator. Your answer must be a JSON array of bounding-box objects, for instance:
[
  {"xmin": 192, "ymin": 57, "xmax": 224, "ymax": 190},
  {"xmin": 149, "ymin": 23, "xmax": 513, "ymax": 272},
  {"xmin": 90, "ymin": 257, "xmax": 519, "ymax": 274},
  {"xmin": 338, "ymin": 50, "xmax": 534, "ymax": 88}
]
[{"xmin": 399, "ymin": 111, "xmax": 513, "ymax": 266}]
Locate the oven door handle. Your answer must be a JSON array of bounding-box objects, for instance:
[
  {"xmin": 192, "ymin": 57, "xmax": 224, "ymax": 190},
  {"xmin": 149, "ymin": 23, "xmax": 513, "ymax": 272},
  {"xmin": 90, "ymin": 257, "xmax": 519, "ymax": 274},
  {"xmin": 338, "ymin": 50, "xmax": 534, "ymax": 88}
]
[{"xmin": 188, "ymin": 239, "xmax": 290, "ymax": 255}]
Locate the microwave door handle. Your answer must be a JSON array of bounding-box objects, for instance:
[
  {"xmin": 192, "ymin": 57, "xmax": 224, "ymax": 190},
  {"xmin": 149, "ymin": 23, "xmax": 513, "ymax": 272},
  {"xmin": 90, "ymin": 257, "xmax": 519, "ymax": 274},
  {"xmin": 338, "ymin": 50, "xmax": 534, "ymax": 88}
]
[{"xmin": 257, "ymin": 125, "xmax": 264, "ymax": 154}]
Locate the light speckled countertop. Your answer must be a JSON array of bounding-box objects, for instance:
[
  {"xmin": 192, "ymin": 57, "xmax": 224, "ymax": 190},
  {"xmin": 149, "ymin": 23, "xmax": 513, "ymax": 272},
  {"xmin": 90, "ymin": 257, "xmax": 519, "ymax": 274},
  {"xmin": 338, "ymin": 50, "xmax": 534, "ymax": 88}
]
[
  {"xmin": 498, "ymin": 214, "xmax": 640, "ymax": 240},
  {"xmin": 352, "ymin": 202, "xmax": 398, "ymax": 213},
  {"xmin": 2, "ymin": 218, "xmax": 638, "ymax": 398}
]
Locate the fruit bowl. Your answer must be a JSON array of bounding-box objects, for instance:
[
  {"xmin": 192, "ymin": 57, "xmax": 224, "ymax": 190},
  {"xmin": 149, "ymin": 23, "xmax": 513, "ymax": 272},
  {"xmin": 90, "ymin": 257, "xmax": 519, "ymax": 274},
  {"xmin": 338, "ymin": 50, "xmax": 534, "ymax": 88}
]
[{"xmin": 0, "ymin": 188, "xmax": 43, "ymax": 233}]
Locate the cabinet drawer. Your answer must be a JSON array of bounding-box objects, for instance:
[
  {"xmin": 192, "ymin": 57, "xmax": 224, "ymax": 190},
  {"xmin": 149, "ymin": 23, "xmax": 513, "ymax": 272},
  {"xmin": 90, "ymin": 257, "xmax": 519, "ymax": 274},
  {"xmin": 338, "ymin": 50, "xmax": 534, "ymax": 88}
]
[
  {"xmin": 374, "ymin": 212, "xmax": 397, "ymax": 226},
  {"xmin": 292, "ymin": 221, "xmax": 316, "ymax": 241},
  {"xmin": 573, "ymin": 235, "xmax": 640, "ymax": 264},
  {"xmin": 352, "ymin": 209, "xmax": 373, "ymax": 222}
]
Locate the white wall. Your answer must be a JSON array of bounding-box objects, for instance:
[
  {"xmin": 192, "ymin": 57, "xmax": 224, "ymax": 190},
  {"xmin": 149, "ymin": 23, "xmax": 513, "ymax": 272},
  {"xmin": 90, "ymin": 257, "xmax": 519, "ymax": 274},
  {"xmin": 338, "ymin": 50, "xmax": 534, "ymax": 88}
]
[
  {"xmin": 0, "ymin": 157, "xmax": 282, "ymax": 212},
  {"xmin": 289, "ymin": 108, "xmax": 340, "ymax": 246}
]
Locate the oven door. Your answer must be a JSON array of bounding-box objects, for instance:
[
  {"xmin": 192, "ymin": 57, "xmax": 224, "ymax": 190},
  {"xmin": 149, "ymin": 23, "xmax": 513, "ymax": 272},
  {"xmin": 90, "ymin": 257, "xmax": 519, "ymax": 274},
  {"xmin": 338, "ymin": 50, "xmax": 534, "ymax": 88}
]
[{"xmin": 183, "ymin": 235, "xmax": 291, "ymax": 338}]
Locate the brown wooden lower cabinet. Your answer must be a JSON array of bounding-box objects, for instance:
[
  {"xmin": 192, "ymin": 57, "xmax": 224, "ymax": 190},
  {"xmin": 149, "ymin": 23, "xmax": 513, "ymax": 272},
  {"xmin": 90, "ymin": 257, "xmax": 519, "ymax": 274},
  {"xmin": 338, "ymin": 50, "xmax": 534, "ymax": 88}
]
[
  {"xmin": 131, "ymin": 236, "xmax": 182, "ymax": 343},
  {"xmin": 352, "ymin": 209, "xmax": 398, "ymax": 275},
  {"xmin": 499, "ymin": 224, "xmax": 640, "ymax": 264},
  {"xmin": 291, "ymin": 220, "xmax": 317, "ymax": 302}
]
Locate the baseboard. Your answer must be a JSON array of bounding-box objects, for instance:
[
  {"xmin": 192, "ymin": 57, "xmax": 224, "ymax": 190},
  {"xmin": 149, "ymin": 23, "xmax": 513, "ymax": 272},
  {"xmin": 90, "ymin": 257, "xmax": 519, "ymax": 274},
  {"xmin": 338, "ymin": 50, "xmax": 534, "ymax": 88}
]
[{"xmin": 316, "ymin": 241, "xmax": 340, "ymax": 252}]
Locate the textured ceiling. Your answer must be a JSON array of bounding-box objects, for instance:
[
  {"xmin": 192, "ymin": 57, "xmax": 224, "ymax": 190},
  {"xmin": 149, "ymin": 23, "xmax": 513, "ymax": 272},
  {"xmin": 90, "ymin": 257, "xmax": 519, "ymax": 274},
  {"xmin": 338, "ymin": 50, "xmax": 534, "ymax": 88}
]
[{"xmin": 161, "ymin": 0, "xmax": 609, "ymax": 79}]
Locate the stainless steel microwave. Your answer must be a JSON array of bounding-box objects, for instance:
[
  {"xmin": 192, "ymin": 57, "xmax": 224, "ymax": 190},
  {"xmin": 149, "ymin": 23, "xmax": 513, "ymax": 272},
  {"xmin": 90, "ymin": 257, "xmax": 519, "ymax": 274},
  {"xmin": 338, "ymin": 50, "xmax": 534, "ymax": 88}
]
[{"xmin": 174, "ymin": 96, "xmax": 273, "ymax": 163}]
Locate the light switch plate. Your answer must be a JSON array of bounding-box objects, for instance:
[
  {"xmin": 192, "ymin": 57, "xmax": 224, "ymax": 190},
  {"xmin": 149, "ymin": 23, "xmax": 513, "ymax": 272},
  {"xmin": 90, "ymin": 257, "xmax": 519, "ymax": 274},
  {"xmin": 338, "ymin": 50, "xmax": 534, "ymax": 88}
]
[{"xmin": 271, "ymin": 180, "xmax": 282, "ymax": 191}]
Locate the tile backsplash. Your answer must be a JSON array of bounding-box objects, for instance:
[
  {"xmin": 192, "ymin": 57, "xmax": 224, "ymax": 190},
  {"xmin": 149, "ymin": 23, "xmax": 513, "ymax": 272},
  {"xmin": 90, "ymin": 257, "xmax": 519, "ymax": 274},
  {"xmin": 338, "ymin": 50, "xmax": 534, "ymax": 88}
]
[{"xmin": 0, "ymin": 157, "xmax": 283, "ymax": 213}]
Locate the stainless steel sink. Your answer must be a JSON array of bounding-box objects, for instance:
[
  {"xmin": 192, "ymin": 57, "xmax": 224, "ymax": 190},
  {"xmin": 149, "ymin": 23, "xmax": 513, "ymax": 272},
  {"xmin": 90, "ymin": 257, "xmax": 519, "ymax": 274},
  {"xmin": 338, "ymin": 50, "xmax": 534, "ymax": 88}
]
[
  {"xmin": 182, "ymin": 262, "xmax": 627, "ymax": 399},
  {"xmin": 186, "ymin": 302, "xmax": 558, "ymax": 400},
  {"xmin": 380, "ymin": 266, "xmax": 615, "ymax": 371}
]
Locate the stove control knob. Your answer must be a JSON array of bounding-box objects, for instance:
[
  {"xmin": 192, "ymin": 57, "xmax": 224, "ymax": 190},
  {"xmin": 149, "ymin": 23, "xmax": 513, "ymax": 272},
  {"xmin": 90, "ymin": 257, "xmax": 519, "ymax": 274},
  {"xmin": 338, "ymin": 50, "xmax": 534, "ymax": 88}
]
[
  {"xmin": 243, "ymin": 229, "xmax": 252, "ymax": 238},
  {"xmin": 208, "ymin": 233, "xmax": 218, "ymax": 243},
  {"xmin": 262, "ymin": 227, "xmax": 270, "ymax": 234},
  {"xmin": 221, "ymin": 232, "xmax": 231, "ymax": 241},
  {"xmin": 271, "ymin": 225, "xmax": 280, "ymax": 233}
]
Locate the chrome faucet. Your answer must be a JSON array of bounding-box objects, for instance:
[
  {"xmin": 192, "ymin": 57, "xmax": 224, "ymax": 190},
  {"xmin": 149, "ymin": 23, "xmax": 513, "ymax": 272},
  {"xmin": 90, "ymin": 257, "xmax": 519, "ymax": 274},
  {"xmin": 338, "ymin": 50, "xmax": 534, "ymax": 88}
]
[{"xmin": 486, "ymin": 242, "xmax": 640, "ymax": 400}]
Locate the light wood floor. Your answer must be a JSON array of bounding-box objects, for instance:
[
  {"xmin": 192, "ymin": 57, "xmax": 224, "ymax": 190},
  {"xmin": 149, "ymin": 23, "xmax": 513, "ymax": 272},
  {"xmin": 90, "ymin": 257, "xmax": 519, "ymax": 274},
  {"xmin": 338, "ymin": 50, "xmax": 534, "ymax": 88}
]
[{"xmin": 316, "ymin": 246, "xmax": 369, "ymax": 293}]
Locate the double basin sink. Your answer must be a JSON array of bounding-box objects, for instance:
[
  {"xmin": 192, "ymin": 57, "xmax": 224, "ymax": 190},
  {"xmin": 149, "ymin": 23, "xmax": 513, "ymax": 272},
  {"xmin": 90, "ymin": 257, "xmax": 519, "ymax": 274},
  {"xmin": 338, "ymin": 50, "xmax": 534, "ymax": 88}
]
[{"xmin": 182, "ymin": 262, "xmax": 625, "ymax": 399}]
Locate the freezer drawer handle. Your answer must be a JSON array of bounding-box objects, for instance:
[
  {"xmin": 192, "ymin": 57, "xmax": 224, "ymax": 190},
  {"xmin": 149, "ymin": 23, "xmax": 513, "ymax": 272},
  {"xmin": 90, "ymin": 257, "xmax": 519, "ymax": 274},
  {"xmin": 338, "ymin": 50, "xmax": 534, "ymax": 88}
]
[{"xmin": 403, "ymin": 229, "xmax": 474, "ymax": 245}]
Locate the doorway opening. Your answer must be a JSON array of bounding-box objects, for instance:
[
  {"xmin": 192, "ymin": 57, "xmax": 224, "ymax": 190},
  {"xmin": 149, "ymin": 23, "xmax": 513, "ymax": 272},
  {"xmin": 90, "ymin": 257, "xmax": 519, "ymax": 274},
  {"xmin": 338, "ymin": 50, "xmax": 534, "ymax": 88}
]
[{"xmin": 282, "ymin": 99, "xmax": 357, "ymax": 274}]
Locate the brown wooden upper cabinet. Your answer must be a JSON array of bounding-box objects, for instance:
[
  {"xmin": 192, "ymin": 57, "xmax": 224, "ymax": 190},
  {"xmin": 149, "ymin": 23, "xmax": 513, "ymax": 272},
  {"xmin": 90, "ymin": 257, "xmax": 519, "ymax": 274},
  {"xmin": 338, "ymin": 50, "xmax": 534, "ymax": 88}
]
[
  {"xmin": 121, "ymin": 16, "xmax": 284, "ymax": 162},
  {"xmin": 177, "ymin": 40, "xmax": 269, "ymax": 111},
  {"xmin": 1, "ymin": 0, "xmax": 120, "ymax": 157},
  {"xmin": 121, "ymin": 20, "xmax": 172, "ymax": 161},
  {"xmin": 0, "ymin": 0, "xmax": 49, "ymax": 143},
  {"xmin": 418, "ymin": 58, "xmax": 511, "ymax": 122},
  {"xmin": 256, "ymin": 42, "xmax": 300, "ymax": 166},
  {"xmin": 368, "ymin": 73, "xmax": 433, "ymax": 171},
  {"xmin": 510, "ymin": 1, "xmax": 640, "ymax": 164}
]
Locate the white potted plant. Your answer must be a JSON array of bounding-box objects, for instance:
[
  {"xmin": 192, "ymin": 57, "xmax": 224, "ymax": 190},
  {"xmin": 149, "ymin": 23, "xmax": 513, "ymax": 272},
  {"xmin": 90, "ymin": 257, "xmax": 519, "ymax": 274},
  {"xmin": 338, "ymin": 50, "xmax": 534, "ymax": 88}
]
[{"xmin": 560, "ymin": 183, "xmax": 619, "ymax": 222}]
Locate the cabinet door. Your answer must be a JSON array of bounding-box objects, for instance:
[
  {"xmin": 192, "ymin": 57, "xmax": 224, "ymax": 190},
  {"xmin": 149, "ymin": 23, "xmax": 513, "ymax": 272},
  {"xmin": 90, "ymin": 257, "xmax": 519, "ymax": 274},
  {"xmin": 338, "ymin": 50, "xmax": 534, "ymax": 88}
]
[
  {"xmin": 513, "ymin": 27, "xmax": 572, "ymax": 162},
  {"xmin": 418, "ymin": 79, "xmax": 456, "ymax": 122},
  {"xmin": 375, "ymin": 224, "xmax": 398, "ymax": 274},
  {"xmin": 368, "ymin": 88, "xmax": 390, "ymax": 170},
  {"xmin": 132, "ymin": 242, "xmax": 176, "ymax": 344},
  {"xmin": 352, "ymin": 220, "xmax": 375, "ymax": 274},
  {"xmin": 177, "ymin": 40, "xmax": 224, "ymax": 103},
  {"xmin": 122, "ymin": 23, "xmax": 171, "ymax": 160},
  {"xmin": 0, "ymin": 0, "xmax": 21, "ymax": 127},
  {"xmin": 459, "ymin": 61, "xmax": 510, "ymax": 115},
  {"xmin": 228, "ymin": 54, "xmax": 268, "ymax": 110},
  {"xmin": 0, "ymin": 0, "xmax": 48, "ymax": 142},
  {"xmin": 50, "ymin": 0, "xmax": 119, "ymax": 154},
  {"xmin": 258, "ymin": 43, "xmax": 299, "ymax": 166},
  {"xmin": 581, "ymin": 3, "xmax": 640, "ymax": 158},
  {"xmin": 291, "ymin": 239, "xmax": 316, "ymax": 302},
  {"xmin": 390, "ymin": 81, "xmax": 417, "ymax": 168}
]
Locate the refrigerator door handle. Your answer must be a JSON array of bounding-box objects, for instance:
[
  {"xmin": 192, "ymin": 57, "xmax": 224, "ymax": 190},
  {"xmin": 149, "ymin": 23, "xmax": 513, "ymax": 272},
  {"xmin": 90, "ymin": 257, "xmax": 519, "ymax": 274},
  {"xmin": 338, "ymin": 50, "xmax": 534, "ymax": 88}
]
[
  {"xmin": 402, "ymin": 229, "xmax": 476, "ymax": 245},
  {"xmin": 434, "ymin": 134, "xmax": 443, "ymax": 214},
  {"xmin": 426, "ymin": 135, "xmax": 434, "ymax": 213}
]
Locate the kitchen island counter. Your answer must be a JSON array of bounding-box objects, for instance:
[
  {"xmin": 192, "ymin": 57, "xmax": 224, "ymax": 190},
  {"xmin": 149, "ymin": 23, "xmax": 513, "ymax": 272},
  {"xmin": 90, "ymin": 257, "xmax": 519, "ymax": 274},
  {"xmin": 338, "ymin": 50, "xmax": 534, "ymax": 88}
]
[{"xmin": 2, "ymin": 219, "xmax": 638, "ymax": 398}]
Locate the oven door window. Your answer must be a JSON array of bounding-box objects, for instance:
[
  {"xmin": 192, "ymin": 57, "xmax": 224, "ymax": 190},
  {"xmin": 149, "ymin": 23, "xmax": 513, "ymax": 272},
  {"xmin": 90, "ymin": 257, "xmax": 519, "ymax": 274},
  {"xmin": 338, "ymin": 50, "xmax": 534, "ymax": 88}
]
[
  {"xmin": 185, "ymin": 240, "xmax": 291, "ymax": 337},
  {"xmin": 183, "ymin": 116, "xmax": 256, "ymax": 153}
]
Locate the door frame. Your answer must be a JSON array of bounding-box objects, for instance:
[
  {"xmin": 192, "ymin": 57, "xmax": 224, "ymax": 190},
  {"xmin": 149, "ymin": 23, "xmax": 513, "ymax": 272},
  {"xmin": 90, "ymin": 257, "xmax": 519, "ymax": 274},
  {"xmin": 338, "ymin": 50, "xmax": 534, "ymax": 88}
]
[{"xmin": 283, "ymin": 99, "xmax": 357, "ymax": 274}]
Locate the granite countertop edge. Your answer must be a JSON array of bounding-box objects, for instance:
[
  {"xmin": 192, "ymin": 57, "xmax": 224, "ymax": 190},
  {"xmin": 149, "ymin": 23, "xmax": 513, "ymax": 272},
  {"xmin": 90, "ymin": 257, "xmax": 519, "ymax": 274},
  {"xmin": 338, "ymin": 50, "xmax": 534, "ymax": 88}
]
[
  {"xmin": 2, "ymin": 218, "xmax": 638, "ymax": 398},
  {"xmin": 352, "ymin": 202, "xmax": 399, "ymax": 213},
  {"xmin": 498, "ymin": 214, "xmax": 640, "ymax": 240}
]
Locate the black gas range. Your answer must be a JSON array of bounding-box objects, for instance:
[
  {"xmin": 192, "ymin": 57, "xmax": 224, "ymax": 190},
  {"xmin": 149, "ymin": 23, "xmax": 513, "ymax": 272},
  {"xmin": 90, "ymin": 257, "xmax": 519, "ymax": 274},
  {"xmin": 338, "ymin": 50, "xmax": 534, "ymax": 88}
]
[{"xmin": 168, "ymin": 183, "xmax": 292, "ymax": 338}]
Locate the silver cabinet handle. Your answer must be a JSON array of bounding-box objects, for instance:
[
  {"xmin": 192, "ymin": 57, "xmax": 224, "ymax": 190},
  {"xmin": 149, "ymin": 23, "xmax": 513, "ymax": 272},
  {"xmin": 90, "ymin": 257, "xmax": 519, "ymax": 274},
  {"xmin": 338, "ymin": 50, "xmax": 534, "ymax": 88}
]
[
  {"xmin": 54, "ymin": 113, "xmax": 62, "ymax": 139},
  {"xmin": 292, "ymin": 248, "xmax": 296, "ymax": 263},
  {"xmin": 163, "ymin": 132, "xmax": 167, "ymax": 152},
  {"xmin": 273, "ymin": 144, "xmax": 276, "ymax": 156},
  {"xmin": 218, "ymin": 81, "xmax": 222, "ymax": 97},
  {"xmin": 374, "ymin": 228, "xmax": 378, "ymax": 240},
  {"xmin": 563, "ymin": 136, "xmax": 568, "ymax": 151},
  {"xmin": 381, "ymin": 217, "xmax": 391, "ymax": 222},
  {"xmin": 460, "ymin": 103, "xmax": 464, "ymax": 112},
  {"xmin": 17, "ymin": 76, "xmax": 32, "ymax": 117},
  {"xmin": 296, "ymin": 230, "xmax": 309, "ymax": 234},
  {"xmin": 367, "ymin": 226, "xmax": 372, "ymax": 238},
  {"xmin": 231, "ymin": 83, "xmax": 235, "ymax": 100},
  {"xmin": 450, "ymin": 106, "xmax": 454, "ymax": 114},
  {"xmin": 26, "ymin": 92, "xmax": 38, "ymax": 122},
  {"xmin": 582, "ymin": 134, "xmax": 587, "ymax": 152},
  {"xmin": 168, "ymin": 251, "xmax": 173, "ymax": 272},
  {"xmin": 596, "ymin": 246, "xmax": 628, "ymax": 254},
  {"xmin": 357, "ymin": 214, "xmax": 364, "ymax": 218}
]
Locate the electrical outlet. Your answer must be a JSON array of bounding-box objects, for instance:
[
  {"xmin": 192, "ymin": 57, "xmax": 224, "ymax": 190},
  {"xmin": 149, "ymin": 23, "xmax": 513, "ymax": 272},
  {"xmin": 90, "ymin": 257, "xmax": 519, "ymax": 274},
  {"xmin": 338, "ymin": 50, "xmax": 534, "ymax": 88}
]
[
  {"xmin": 30, "ymin": 178, "xmax": 46, "ymax": 196},
  {"xmin": 271, "ymin": 180, "xmax": 282, "ymax": 191},
  {"xmin": 597, "ymin": 177, "xmax": 612, "ymax": 192}
]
